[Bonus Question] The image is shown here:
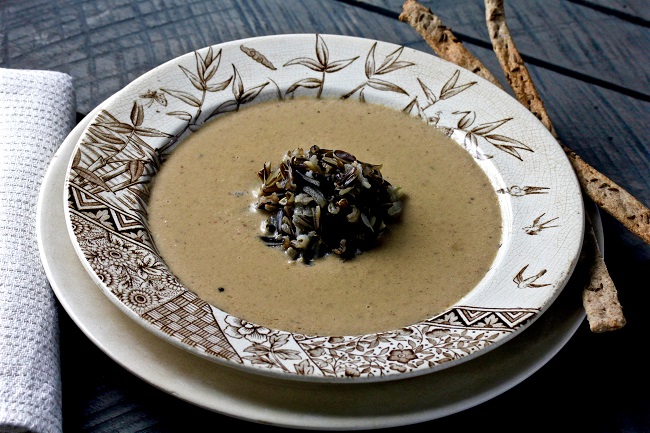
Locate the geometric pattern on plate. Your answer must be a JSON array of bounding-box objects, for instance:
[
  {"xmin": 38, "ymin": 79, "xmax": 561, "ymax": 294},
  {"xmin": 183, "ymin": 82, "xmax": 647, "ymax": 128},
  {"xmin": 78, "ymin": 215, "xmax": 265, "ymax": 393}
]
[{"xmin": 143, "ymin": 291, "xmax": 240, "ymax": 361}]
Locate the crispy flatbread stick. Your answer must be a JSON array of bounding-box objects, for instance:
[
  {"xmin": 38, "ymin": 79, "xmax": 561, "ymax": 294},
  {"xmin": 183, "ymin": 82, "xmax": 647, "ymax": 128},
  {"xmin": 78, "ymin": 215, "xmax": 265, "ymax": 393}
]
[
  {"xmin": 399, "ymin": 0, "xmax": 625, "ymax": 331},
  {"xmin": 484, "ymin": 0, "xmax": 650, "ymax": 247},
  {"xmin": 398, "ymin": 0, "xmax": 502, "ymax": 88},
  {"xmin": 482, "ymin": 0, "xmax": 626, "ymax": 332},
  {"xmin": 581, "ymin": 213, "xmax": 626, "ymax": 332}
]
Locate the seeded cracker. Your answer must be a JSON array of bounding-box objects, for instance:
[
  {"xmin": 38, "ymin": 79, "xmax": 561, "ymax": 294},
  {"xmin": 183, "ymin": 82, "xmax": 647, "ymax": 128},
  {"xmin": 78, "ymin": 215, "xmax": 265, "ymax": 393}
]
[
  {"xmin": 400, "ymin": 0, "xmax": 627, "ymax": 331},
  {"xmin": 581, "ymin": 217, "xmax": 626, "ymax": 332},
  {"xmin": 484, "ymin": 0, "xmax": 649, "ymax": 248},
  {"xmin": 399, "ymin": 0, "xmax": 501, "ymax": 88},
  {"xmin": 483, "ymin": 0, "xmax": 626, "ymax": 331}
]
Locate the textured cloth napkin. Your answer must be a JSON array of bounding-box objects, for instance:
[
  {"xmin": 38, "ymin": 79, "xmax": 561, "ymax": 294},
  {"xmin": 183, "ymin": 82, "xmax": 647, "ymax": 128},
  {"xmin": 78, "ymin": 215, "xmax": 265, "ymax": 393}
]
[{"xmin": 0, "ymin": 69, "xmax": 76, "ymax": 433}]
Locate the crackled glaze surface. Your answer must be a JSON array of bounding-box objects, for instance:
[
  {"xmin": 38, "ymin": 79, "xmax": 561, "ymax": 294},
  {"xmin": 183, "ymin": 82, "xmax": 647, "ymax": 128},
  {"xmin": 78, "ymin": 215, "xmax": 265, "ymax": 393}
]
[{"xmin": 64, "ymin": 34, "xmax": 584, "ymax": 381}]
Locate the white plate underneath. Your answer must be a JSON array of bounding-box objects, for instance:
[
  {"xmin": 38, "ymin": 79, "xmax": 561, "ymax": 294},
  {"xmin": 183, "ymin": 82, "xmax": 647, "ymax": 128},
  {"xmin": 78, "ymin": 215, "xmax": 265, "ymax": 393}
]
[{"xmin": 36, "ymin": 105, "xmax": 599, "ymax": 430}]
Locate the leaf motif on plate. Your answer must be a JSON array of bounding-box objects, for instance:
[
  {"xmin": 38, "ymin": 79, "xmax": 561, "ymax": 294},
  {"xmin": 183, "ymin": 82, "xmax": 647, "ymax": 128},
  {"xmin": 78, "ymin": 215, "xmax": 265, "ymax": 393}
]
[
  {"xmin": 70, "ymin": 105, "xmax": 168, "ymax": 195},
  {"xmin": 206, "ymin": 64, "xmax": 269, "ymax": 119},
  {"xmin": 342, "ymin": 42, "xmax": 411, "ymax": 100},
  {"xmin": 284, "ymin": 34, "xmax": 359, "ymax": 98},
  {"xmin": 71, "ymin": 165, "xmax": 111, "ymax": 192},
  {"xmin": 162, "ymin": 89, "xmax": 202, "ymax": 107},
  {"xmin": 240, "ymin": 45, "xmax": 277, "ymax": 70},
  {"xmin": 416, "ymin": 71, "xmax": 476, "ymax": 110},
  {"xmin": 449, "ymin": 113, "xmax": 533, "ymax": 160},
  {"xmin": 139, "ymin": 90, "xmax": 168, "ymax": 108},
  {"xmin": 462, "ymin": 132, "xmax": 493, "ymax": 160},
  {"xmin": 159, "ymin": 47, "xmax": 233, "ymax": 142}
]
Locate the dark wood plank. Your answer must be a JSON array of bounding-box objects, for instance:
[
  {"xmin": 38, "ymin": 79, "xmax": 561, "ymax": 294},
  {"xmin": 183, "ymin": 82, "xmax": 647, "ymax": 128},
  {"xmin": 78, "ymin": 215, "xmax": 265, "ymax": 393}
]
[
  {"xmin": 2, "ymin": 0, "xmax": 649, "ymax": 432},
  {"xmin": 362, "ymin": 0, "xmax": 650, "ymax": 98},
  {"xmin": 1, "ymin": 0, "xmax": 430, "ymax": 114},
  {"xmin": 574, "ymin": 0, "xmax": 650, "ymax": 23},
  {"xmin": 3, "ymin": 0, "xmax": 647, "ymax": 112},
  {"xmin": 529, "ymin": 65, "xmax": 650, "ymax": 202}
]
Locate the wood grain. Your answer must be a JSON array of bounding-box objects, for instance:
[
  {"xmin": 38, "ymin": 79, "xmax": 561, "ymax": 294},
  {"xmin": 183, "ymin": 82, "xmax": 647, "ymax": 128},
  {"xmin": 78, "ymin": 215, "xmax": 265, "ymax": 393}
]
[
  {"xmin": 1, "ymin": 0, "xmax": 649, "ymax": 431},
  {"xmin": 365, "ymin": 0, "xmax": 650, "ymax": 94},
  {"xmin": 571, "ymin": 0, "xmax": 650, "ymax": 24}
]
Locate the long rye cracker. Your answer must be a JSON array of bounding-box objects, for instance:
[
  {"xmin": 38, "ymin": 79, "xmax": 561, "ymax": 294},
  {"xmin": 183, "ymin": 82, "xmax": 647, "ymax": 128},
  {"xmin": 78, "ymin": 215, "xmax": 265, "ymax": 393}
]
[
  {"xmin": 483, "ymin": 0, "xmax": 626, "ymax": 331},
  {"xmin": 581, "ymin": 214, "xmax": 626, "ymax": 332},
  {"xmin": 399, "ymin": 0, "xmax": 502, "ymax": 88},
  {"xmin": 483, "ymin": 0, "xmax": 650, "ymax": 246},
  {"xmin": 399, "ymin": 0, "xmax": 625, "ymax": 331}
]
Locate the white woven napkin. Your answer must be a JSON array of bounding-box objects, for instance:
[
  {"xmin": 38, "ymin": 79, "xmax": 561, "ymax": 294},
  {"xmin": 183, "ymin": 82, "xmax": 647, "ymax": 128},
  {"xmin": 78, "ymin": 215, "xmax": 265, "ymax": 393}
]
[{"xmin": 0, "ymin": 68, "xmax": 76, "ymax": 433}]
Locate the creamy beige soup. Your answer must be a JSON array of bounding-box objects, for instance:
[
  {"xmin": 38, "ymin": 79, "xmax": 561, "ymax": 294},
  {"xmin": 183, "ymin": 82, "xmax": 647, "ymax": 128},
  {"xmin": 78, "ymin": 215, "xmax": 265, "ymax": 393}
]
[{"xmin": 147, "ymin": 98, "xmax": 502, "ymax": 336}]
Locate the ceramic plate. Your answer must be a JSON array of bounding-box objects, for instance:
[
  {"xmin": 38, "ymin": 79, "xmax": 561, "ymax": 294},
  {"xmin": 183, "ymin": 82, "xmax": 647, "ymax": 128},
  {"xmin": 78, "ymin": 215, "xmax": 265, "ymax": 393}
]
[
  {"xmin": 39, "ymin": 108, "xmax": 596, "ymax": 429},
  {"xmin": 63, "ymin": 34, "xmax": 584, "ymax": 382}
]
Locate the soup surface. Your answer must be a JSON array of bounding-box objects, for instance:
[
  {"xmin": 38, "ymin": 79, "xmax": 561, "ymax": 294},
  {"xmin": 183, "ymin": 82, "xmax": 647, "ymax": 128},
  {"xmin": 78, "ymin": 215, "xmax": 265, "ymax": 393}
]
[{"xmin": 147, "ymin": 98, "xmax": 502, "ymax": 336}]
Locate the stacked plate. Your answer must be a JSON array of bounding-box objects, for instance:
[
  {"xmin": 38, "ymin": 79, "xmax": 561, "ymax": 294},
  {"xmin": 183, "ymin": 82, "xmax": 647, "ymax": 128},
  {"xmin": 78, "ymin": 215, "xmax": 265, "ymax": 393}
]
[{"xmin": 36, "ymin": 34, "xmax": 589, "ymax": 429}]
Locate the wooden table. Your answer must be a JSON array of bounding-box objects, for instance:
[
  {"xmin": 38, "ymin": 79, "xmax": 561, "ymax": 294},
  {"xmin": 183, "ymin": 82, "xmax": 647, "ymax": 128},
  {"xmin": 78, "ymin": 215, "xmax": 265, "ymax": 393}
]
[{"xmin": 3, "ymin": 0, "xmax": 649, "ymax": 431}]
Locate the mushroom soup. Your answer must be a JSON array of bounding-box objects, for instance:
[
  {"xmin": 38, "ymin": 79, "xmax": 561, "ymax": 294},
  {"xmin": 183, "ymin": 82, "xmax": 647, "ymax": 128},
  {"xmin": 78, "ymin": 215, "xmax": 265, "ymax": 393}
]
[{"xmin": 147, "ymin": 98, "xmax": 502, "ymax": 336}]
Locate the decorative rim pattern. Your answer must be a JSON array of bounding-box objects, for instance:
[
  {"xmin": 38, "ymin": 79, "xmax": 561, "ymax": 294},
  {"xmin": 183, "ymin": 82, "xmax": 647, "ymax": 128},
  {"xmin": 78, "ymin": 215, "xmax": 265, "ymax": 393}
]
[{"xmin": 64, "ymin": 34, "xmax": 584, "ymax": 382}]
